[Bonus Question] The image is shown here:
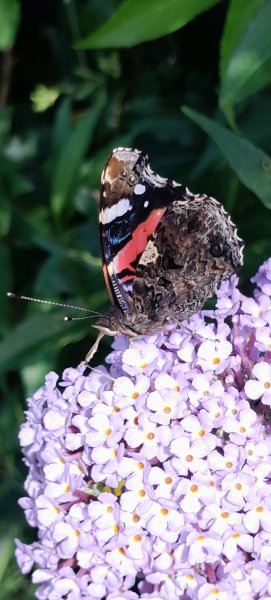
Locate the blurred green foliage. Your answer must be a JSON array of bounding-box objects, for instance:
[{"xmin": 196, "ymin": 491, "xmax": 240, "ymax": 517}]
[{"xmin": 1, "ymin": 0, "xmax": 271, "ymax": 597}]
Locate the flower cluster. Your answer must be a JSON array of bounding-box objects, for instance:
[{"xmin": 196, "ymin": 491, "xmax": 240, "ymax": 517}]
[{"xmin": 16, "ymin": 259, "xmax": 271, "ymax": 600}]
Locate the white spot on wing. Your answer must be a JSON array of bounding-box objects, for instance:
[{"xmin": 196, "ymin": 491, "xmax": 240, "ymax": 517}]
[
  {"xmin": 107, "ymin": 262, "xmax": 114, "ymax": 275},
  {"xmin": 144, "ymin": 200, "xmax": 149, "ymax": 208},
  {"xmin": 112, "ymin": 148, "xmax": 141, "ymax": 162},
  {"xmin": 123, "ymin": 282, "xmax": 132, "ymax": 293},
  {"xmin": 144, "ymin": 164, "xmax": 168, "ymax": 188},
  {"xmin": 134, "ymin": 183, "xmax": 146, "ymax": 195},
  {"xmin": 100, "ymin": 198, "xmax": 132, "ymax": 224},
  {"xmin": 140, "ymin": 240, "xmax": 159, "ymax": 266}
]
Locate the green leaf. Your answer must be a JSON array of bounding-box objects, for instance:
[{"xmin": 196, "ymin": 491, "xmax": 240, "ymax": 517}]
[
  {"xmin": 0, "ymin": 534, "xmax": 13, "ymax": 579},
  {"xmin": 0, "ymin": 243, "xmax": 11, "ymax": 334},
  {"xmin": 0, "ymin": 193, "xmax": 11, "ymax": 238},
  {"xmin": 233, "ymin": 57, "xmax": 271, "ymax": 106},
  {"xmin": 50, "ymin": 103, "xmax": 102, "ymax": 217},
  {"xmin": 0, "ymin": 156, "xmax": 33, "ymax": 213},
  {"xmin": 0, "ymin": 0, "xmax": 21, "ymax": 49},
  {"xmin": 0, "ymin": 107, "xmax": 12, "ymax": 148},
  {"xmin": 51, "ymin": 98, "xmax": 72, "ymax": 158},
  {"xmin": 77, "ymin": 0, "xmax": 220, "ymax": 49},
  {"xmin": 21, "ymin": 361, "xmax": 57, "ymax": 396},
  {"xmin": 37, "ymin": 254, "xmax": 102, "ymax": 295},
  {"xmin": 182, "ymin": 106, "xmax": 271, "ymax": 208},
  {"xmin": 30, "ymin": 84, "xmax": 60, "ymax": 113},
  {"xmin": 0, "ymin": 312, "xmax": 86, "ymax": 373},
  {"xmin": 220, "ymin": 0, "xmax": 262, "ymax": 79},
  {"xmin": 220, "ymin": 0, "xmax": 271, "ymax": 116}
]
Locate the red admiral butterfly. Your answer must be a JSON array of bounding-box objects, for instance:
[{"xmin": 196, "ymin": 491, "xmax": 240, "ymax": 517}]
[{"xmin": 86, "ymin": 147, "xmax": 244, "ymax": 361}]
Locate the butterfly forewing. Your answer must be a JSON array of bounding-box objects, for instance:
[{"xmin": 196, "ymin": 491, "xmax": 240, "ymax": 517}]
[{"xmin": 99, "ymin": 147, "xmax": 182, "ymax": 315}]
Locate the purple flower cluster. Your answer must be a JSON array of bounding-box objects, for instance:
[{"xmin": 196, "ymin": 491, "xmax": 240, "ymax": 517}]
[{"xmin": 16, "ymin": 259, "xmax": 271, "ymax": 599}]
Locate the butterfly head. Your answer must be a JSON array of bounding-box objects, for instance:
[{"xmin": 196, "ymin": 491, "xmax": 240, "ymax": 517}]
[
  {"xmin": 92, "ymin": 313, "xmax": 121, "ymax": 337},
  {"xmin": 92, "ymin": 308, "xmax": 138, "ymax": 338},
  {"xmin": 83, "ymin": 310, "xmax": 138, "ymax": 363}
]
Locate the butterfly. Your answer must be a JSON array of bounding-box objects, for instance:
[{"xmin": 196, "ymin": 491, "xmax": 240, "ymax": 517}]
[{"xmin": 85, "ymin": 147, "xmax": 244, "ymax": 361}]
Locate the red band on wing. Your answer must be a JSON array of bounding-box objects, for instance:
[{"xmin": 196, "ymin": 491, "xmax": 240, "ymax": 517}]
[{"xmin": 115, "ymin": 207, "xmax": 167, "ymax": 277}]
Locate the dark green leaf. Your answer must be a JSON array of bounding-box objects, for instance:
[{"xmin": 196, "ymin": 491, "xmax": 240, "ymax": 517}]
[
  {"xmin": 220, "ymin": 0, "xmax": 262, "ymax": 78},
  {"xmin": 0, "ymin": 193, "xmax": 11, "ymax": 237},
  {"xmin": 0, "ymin": 534, "xmax": 14, "ymax": 579},
  {"xmin": 220, "ymin": 0, "xmax": 271, "ymax": 116},
  {"xmin": 36, "ymin": 254, "xmax": 102, "ymax": 295},
  {"xmin": 0, "ymin": 0, "xmax": 21, "ymax": 49},
  {"xmin": 232, "ymin": 57, "xmax": 271, "ymax": 106},
  {"xmin": 21, "ymin": 361, "xmax": 55, "ymax": 397},
  {"xmin": 0, "ymin": 243, "xmax": 11, "ymax": 333},
  {"xmin": 77, "ymin": 0, "xmax": 220, "ymax": 49},
  {"xmin": 0, "ymin": 107, "xmax": 12, "ymax": 148},
  {"xmin": 182, "ymin": 106, "xmax": 271, "ymax": 208},
  {"xmin": 0, "ymin": 312, "xmax": 86, "ymax": 373},
  {"xmin": 51, "ymin": 98, "xmax": 72, "ymax": 158},
  {"xmin": 0, "ymin": 156, "xmax": 33, "ymax": 200},
  {"xmin": 50, "ymin": 104, "xmax": 103, "ymax": 217}
]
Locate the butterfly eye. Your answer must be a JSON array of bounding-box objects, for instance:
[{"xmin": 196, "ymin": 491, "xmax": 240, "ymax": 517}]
[{"xmin": 210, "ymin": 240, "xmax": 224, "ymax": 257}]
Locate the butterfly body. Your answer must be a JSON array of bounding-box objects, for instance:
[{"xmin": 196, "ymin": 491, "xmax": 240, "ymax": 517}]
[{"xmin": 87, "ymin": 147, "xmax": 243, "ymax": 360}]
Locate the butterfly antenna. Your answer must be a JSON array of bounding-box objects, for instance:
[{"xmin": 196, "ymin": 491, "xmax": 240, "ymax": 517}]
[
  {"xmin": 7, "ymin": 292, "xmax": 102, "ymax": 317},
  {"xmin": 64, "ymin": 315, "xmax": 98, "ymax": 322}
]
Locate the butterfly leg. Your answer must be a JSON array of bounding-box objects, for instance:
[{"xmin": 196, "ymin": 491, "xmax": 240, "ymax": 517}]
[
  {"xmin": 129, "ymin": 334, "xmax": 143, "ymax": 348},
  {"xmin": 167, "ymin": 317, "xmax": 207, "ymax": 339},
  {"xmin": 168, "ymin": 317, "xmax": 219, "ymax": 342},
  {"xmin": 78, "ymin": 331, "xmax": 106, "ymax": 367}
]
